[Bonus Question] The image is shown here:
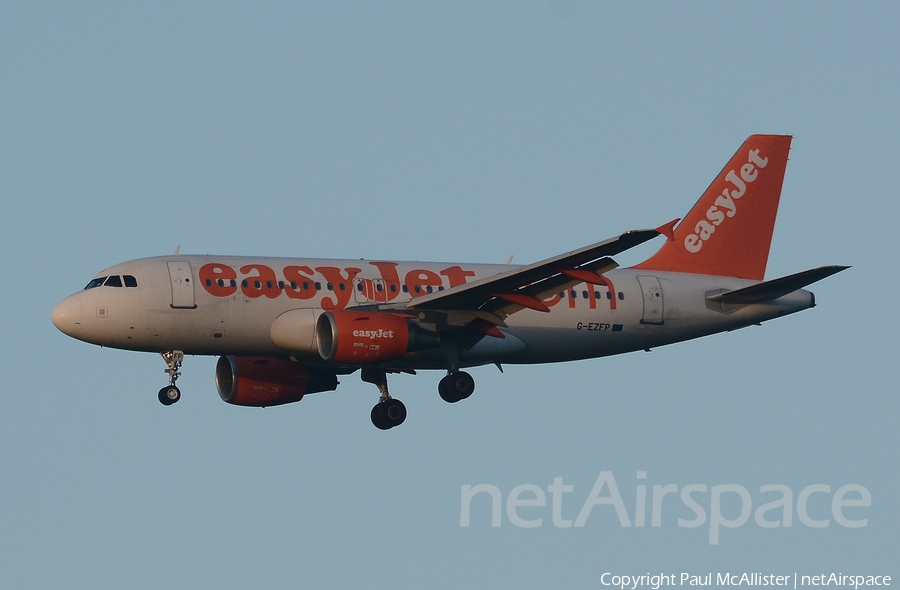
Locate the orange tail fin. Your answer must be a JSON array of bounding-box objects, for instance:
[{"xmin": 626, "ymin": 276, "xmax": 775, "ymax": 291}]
[{"xmin": 632, "ymin": 134, "xmax": 792, "ymax": 280}]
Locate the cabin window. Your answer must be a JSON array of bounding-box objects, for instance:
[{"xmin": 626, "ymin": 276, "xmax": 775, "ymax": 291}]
[{"xmin": 618, "ymin": 292, "xmax": 624, "ymax": 300}]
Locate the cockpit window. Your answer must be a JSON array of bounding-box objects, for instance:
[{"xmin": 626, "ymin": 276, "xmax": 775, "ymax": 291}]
[
  {"xmin": 84, "ymin": 275, "xmax": 139, "ymax": 289},
  {"xmin": 85, "ymin": 277, "xmax": 107, "ymax": 289}
]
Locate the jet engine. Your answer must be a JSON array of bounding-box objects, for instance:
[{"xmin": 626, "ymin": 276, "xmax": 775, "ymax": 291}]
[
  {"xmin": 316, "ymin": 310, "xmax": 440, "ymax": 364},
  {"xmin": 215, "ymin": 356, "xmax": 338, "ymax": 407}
]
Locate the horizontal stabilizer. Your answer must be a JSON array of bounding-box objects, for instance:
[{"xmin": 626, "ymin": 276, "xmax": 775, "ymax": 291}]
[{"xmin": 706, "ymin": 265, "xmax": 849, "ymax": 305}]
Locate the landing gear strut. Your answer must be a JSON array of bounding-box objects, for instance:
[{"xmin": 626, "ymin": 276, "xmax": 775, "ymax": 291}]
[
  {"xmin": 362, "ymin": 368, "xmax": 406, "ymax": 430},
  {"xmin": 438, "ymin": 370, "xmax": 475, "ymax": 403},
  {"xmin": 158, "ymin": 350, "xmax": 183, "ymax": 406}
]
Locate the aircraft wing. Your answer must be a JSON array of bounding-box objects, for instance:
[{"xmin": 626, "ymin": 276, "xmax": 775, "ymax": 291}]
[{"xmin": 376, "ymin": 225, "xmax": 670, "ymax": 330}]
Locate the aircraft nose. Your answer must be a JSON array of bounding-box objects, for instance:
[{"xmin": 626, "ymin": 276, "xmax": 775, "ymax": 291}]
[{"xmin": 52, "ymin": 295, "xmax": 83, "ymax": 338}]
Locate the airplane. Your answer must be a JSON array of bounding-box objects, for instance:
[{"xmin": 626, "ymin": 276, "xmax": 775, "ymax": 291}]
[{"xmin": 52, "ymin": 134, "xmax": 847, "ymax": 430}]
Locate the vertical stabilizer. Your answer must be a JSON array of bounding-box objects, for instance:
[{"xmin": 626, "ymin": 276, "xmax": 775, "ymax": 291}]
[{"xmin": 632, "ymin": 134, "xmax": 792, "ymax": 280}]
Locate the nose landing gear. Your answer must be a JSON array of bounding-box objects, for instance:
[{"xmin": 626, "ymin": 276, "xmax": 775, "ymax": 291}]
[{"xmin": 158, "ymin": 350, "xmax": 184, "ymax": 406}]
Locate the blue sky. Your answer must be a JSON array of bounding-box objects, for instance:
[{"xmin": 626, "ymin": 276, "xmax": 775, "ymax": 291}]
[{"xmin": 2, "ymin": 3, "xmax": 898, "ymax": 588}]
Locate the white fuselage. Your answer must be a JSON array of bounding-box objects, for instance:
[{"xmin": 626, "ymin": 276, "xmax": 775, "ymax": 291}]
[{"xmin": 52, "ymin": 255, "xmax": 814, "ymax": 370}]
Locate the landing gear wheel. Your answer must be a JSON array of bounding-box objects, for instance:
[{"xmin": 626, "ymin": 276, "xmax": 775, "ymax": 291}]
[
  {"xmin": 438, "ymin": 376, "xmax": 456, "ymax": 403},
  {"xmin": 371, "ymin": 403, "xmax": 390, "ymax": 430},
  {"xmin": 384, "ymin": 398, "xmax": 406, "ymax": 426},
  {"xmin": 158, "ymin": 385, "xmax": 181, "ymax": 406},
  {"xmin": 362, "ymin": 368, "xmax": 408, "ymax": 430},
  {"xmin": 438, "ymin": 371, "xmax": 475, "ymax": 403},
  {"xmin": 371, "ymin": 398, "xmax": 406, "ymax": 430}
]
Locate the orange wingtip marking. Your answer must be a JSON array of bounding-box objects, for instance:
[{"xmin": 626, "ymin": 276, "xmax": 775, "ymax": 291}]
[
  {"xmin": 655, "ymin": 218, "xmax": 680, "ymax": 242},
  {"xmin": 469, "ymin": 319, "xmax": 505, "ymax": 338},
  {"xmin": 493, "ymin": 293, "xmax": 551, "ymax": 313},
  {"xmin": 562, "ymin": 269, "xmax": 607, "ymax": 285}
]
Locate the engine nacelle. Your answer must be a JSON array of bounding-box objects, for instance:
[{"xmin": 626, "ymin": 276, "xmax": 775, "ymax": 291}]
[
  {"xmin": 270, "ymin": 308, "xmax": 319, "ymax": 355},
  {"xmin": 215, "ymin": 356, "xmax": 338, "ymax": 407},
  {"xmin": 316, "ymin": 310, "xmax": 439, "ymax": 364}
]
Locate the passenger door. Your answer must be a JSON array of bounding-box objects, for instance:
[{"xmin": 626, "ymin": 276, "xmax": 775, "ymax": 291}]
[
  {"xmin": 637, "ymin": 275, "xmax": 664, "ymax": 325},
  {"xmin": 167, "ymin": 261, "xmax": 196, "ymax": 309}
]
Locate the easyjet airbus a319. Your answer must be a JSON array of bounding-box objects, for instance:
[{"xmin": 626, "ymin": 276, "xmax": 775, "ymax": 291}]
[{"xmin": 53, "ymin": 135, "xmax": 846, "ymax": 429}]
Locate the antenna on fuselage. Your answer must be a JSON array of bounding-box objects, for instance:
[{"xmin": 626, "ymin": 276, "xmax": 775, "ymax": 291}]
[{"xmin": 173, "ymin": 245, "xmax": 181, "ymax": 256}]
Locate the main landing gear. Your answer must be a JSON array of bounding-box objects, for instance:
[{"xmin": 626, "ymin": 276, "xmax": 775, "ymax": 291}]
[
  {"xmin": 158, "ymin": 350, "xmax": 183, "ymax": 406},
  {"xmin": 362, "ymin": 368, "xmax": 406, "ymax": 430},
  {"xmin": 362, "ymin": 367, "xmax": 477, "ymax": 430},
  {"xmin": 438, "ymin": 370, "xmax": 475, "ymax": 403}
]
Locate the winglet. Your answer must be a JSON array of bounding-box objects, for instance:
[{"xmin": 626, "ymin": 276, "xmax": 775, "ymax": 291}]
[{"xmin": 655, "ymin": 218, "xmax": 679, "ymax": 242}]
